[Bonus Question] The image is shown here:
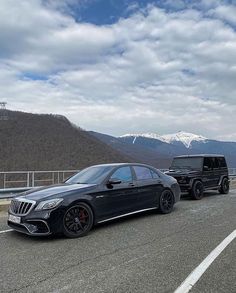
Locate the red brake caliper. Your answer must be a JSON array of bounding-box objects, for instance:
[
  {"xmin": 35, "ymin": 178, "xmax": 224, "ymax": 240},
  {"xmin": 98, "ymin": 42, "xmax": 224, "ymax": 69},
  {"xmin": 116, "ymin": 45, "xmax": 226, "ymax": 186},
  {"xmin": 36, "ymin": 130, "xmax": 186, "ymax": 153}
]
[{"xmin": 79, "ymin": 210, "xmax": 86, "ymax": 223}]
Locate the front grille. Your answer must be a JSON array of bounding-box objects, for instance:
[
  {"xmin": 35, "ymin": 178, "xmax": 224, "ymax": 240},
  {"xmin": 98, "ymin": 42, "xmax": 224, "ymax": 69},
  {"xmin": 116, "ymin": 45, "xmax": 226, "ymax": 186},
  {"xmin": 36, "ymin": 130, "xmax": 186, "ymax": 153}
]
[{"xmin": 10, "ymin": 199, "xmax": 35, "ymax": 216}]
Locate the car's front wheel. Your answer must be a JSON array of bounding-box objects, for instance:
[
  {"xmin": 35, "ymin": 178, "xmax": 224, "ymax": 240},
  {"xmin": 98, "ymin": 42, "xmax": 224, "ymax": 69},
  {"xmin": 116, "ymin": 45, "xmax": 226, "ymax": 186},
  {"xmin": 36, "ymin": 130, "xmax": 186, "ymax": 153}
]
[
  {"xmin": 191, "ymin": 180, "xmax": 204, "ymax": 200},
  {"xmin": 158, "ymin": 189, "xmax": 174, "ymax": 214},
  {"xmin": 219, "ymin": 177, "xmax": 229, "ymax": 194},
  {"xmin": 63, "ymin": 203, "xmax": 94, "ymax": 238}
]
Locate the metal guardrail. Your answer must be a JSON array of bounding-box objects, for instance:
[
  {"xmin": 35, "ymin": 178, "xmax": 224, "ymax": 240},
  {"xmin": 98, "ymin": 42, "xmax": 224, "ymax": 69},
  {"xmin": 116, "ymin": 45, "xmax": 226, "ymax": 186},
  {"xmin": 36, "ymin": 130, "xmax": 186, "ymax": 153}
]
[
  {"xmin": 0, "ymin": 170, "xmax": 78, "ymax": 197},
  {"xmin": 229, "ymin": 168, "xmax": 236, "ymax": 176},
  {"xmin": 0, "ymin": 168, "xmax": 235, "ymax": 200}
]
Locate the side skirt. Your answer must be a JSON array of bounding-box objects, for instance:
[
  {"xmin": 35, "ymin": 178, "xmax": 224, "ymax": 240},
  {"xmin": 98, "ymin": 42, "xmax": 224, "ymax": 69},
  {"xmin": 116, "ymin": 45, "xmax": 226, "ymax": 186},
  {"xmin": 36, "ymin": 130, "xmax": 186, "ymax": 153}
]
[{"xmin": 97, "ymin": 207, "xmax": 157, "ymax": 224}]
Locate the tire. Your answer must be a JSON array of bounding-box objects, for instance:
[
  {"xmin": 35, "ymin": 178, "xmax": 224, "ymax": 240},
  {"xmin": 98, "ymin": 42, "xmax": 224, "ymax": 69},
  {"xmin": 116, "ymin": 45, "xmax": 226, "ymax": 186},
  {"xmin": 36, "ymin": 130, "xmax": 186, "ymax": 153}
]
[
  {"xmin": 158, "ymin": 189, "xmax": 174, "ymax": 214},
  {"xmin": 219, "ymin": 177, "xmax": 229, "ymax": 194},
  {"xmin": 62, "ymin": 202, "xmax": 94, "ymax": 238},
  {"xmin": 191, "ymin": 180, "xmax": 204, "ymax": 200}
]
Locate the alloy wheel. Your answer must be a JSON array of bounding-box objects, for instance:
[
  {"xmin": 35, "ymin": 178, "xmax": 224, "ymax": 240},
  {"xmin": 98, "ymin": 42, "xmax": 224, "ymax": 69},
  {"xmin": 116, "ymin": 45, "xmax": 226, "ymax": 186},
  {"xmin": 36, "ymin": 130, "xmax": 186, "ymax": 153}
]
[
  {"xmin": 192, "ymin": 181, "xmax": 204, "ymax": 200},
  {"xmin": 63, "ymin": 203, "xmax": 93, "ymax": 237},
  {"xmin": 159, "ymin": 190, "xmax": 174, "ymax": 214}
]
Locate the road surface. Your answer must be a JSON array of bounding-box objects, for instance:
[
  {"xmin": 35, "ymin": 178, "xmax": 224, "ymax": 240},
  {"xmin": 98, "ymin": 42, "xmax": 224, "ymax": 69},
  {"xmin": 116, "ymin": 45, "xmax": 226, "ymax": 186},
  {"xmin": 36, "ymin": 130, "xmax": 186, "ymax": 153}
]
[{"xmin": 0, "ymin": 190, "xmax": 235, "ymax": 293}]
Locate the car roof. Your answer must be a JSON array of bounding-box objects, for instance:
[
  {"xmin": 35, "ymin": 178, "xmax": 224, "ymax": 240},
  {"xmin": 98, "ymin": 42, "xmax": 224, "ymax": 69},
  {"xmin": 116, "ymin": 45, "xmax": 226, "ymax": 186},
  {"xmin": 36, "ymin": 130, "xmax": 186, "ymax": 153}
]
[
  {"xmin": 174, "ymin": 154, "xmax": 225, "ymax": 158},
  {"xmin": 89, "ymin": 162, "xmax": 156, "ymax": 168}
]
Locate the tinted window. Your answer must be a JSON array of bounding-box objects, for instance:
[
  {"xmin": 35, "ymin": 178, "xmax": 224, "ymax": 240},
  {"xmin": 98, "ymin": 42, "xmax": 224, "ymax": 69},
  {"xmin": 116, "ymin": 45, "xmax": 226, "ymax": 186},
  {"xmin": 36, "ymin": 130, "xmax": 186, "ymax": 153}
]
[
  {"xmin": 203, "ymin": 157, "xmax": 212, "ymax": 169},
  {"xmin": 151, "ymin": 169, "xmax": 159, "ymax": 179},
  {"xmin": 134, "ymin": 166, "xmax": 153, "ymax": 180},
  {"xmin": 212, "ymin": 157, "xmax": 219, "ymax": 169},
  {"xmin": 66, "ymin": 166, "xmax": 113, "ymax": 184},
  {"xmin": 110, "ymin": 167, "xmax": 132, "ymax": 183},
  {"xmin": 218, "ymin": 157, "xmax": 227, "ymax": 168},
  {"xmin": 171, "ymin": 157, "xmax": 203, "ymax": 170}
]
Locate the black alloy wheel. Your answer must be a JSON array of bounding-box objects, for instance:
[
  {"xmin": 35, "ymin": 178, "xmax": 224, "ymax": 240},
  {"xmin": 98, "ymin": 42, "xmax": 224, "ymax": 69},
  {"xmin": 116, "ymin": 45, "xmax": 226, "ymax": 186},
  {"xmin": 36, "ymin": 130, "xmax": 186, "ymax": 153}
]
[
  {"xmin": 219, "ymin": 178, "xmax": 229, "ymax": 194},
  {"xmin": 63, "ymin": 203, "xmax": 93, "ymax": 238},
  {"xmin": 159, "ymin": 190, "xmax": 174, "ymax": 214},
  {"xmin": 191, "ymin": 180, "xmax": 204, "ymax": 200}
]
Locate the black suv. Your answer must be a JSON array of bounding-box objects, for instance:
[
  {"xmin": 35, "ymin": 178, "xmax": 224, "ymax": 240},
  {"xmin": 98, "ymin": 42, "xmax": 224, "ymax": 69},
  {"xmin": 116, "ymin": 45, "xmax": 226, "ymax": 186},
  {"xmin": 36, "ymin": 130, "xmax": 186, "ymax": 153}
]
[{"xmin": 166, "ymin": 154, "xmax": 229, "ymax": 199}]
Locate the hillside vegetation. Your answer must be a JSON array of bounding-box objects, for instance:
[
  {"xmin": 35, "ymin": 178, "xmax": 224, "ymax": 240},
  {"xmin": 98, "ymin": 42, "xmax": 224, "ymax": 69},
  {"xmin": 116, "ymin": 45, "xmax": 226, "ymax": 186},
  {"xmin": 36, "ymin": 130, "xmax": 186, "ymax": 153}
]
[{"xmin": 0, "ymin": 110, "xmax": 129, "ymax": 171}]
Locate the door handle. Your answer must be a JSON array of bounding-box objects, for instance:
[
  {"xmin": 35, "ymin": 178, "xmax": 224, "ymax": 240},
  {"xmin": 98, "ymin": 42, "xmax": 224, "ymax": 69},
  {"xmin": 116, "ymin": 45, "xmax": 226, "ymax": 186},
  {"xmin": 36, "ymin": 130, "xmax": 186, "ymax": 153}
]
[{"xmin": 128, "ymin": 183, "xmax": 135, "ymax": 187}]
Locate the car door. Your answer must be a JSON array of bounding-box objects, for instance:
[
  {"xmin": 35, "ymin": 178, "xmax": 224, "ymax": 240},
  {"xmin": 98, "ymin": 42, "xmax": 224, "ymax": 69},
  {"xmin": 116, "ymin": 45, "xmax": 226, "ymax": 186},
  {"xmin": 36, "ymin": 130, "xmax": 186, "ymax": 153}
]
[
  {"xmin": 132, "ymin": 166, "xmax": 164, "ymax": 209},
  {"xmin": 211, "ymin": 157, "xmax": 221, "ymax": 186},
  {"xmin": 202, "ymin": 157, "xmax": 216, "ymax": 188},
  {"xmin": 94, "ymin": 166, "xmax": 139, "ymax": 220}
]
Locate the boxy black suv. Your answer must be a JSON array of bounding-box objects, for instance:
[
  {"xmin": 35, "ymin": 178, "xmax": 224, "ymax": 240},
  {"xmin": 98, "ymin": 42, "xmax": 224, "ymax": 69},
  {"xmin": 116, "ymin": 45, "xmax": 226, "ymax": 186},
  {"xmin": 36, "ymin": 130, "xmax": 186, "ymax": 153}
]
[{"xmin": 166, "ymin": 154, "xmax": 229, "ymax": 199}]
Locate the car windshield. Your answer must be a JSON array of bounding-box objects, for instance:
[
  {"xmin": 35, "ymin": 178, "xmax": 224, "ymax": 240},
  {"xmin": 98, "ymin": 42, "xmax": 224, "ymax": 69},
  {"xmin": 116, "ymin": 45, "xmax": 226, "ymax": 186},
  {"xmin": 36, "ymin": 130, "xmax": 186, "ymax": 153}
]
[
  {"xmin": 65, "ymin": 166, "xmax": 113, "ymax": 184},
  {"xmin": 170, "ymin": 157, "xmax": 203, "ymax": 170}
]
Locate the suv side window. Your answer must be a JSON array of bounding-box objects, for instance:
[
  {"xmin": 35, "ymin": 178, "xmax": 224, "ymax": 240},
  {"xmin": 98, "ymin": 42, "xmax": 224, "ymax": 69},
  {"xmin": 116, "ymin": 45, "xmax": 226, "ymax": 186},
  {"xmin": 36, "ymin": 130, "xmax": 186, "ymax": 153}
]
[
  {"xmin": 218, "ymin": 157, "xmax": 227, "ymax": 168},
  {"xmin": 203, "ymin": 157, "xmax": 212, "ymax": 170},
  {"xmin": 212, "ymin": 157, "xmax": 220, "ymax": 169},
  {"xmin": 110, "ymin": 167, "xmax": 133, "ymax": 183},
  {"xmin": 133, "ymin": 166, "xmax": 153, "ymax": 180}
]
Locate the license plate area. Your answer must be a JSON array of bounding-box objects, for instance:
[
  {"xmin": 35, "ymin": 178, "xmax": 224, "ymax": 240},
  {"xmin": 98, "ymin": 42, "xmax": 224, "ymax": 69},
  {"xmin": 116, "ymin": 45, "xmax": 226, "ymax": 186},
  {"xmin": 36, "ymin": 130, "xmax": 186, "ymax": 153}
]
[{"xmin": 8, "ymin": 214, "xmax": 21, "ymax": 224}]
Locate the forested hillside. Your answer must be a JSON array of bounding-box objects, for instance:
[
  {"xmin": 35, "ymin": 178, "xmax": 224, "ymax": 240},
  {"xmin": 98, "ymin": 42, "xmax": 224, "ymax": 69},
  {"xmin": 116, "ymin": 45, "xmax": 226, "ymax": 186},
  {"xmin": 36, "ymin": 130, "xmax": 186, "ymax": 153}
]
[{"xmin": 0, "ymin": 111, "xmax": 129, "ymax": 171}]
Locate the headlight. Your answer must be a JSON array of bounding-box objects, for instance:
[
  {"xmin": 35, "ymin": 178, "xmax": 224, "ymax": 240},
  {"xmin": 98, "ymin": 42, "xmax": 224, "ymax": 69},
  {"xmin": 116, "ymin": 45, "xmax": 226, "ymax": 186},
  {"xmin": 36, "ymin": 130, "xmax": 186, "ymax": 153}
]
[
  {"xmin": 35, "ymin": 198, "xmax": 63, "ymax": 211},
  {"xmin": 179, "ymin": 176, "xmax": 188, "ymax": 183}
]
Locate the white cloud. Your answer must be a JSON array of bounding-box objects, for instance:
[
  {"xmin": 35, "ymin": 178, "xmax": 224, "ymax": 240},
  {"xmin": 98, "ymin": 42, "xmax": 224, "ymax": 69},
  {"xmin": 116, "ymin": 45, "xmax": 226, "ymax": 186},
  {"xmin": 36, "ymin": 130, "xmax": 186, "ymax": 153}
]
[
  {"xmin": 209, "ymin": 4, "xmax": 236, "ymax": 25},
  {"xmin": 0, "ymin": 0, "xmax": 236, "ymax": 141}
]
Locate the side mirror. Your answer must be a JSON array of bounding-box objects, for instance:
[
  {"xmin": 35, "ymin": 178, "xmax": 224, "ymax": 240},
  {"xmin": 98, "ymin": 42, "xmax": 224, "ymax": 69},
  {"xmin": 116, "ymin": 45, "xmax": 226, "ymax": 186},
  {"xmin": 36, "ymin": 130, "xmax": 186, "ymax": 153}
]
[
  {"xmin": 203, "ymin": 166, "xmax": 209, "ymax": 171},
  {"xmin": 107, "ymin": 178, "xmax": 122, "ymax": 186}
]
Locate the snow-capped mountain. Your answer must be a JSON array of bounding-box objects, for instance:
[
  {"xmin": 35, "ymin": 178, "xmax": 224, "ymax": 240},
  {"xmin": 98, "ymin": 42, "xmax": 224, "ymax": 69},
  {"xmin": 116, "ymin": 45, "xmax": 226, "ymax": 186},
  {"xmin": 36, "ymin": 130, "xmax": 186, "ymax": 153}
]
[
  {"xmin": 91, "ymin": 131, "xmax": 236, "ymax": 167},
  {"xmin": 119, "ymin": 131, "xmax": 207, "ymax": 148},
  {"xmin": 161, "ymin": 131, "xmax": 207, "ymax": 148},
  {"xmin": 120, "ymin": 133, "xmax": 167, "ymax": 144}
]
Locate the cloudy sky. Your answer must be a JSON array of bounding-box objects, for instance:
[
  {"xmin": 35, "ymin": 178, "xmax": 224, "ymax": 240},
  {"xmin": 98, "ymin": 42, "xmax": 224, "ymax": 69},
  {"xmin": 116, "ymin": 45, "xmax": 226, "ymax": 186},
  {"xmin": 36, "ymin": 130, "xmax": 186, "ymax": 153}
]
[{"xmin": 0, "ymin": 0, "xmax": 236, "ymax": 140}]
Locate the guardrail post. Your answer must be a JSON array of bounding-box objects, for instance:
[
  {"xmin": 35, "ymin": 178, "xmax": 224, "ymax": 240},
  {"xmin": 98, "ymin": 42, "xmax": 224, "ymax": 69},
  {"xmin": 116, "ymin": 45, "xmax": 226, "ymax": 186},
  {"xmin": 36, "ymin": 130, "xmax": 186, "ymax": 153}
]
[
  {"xmin": 3, "ymin": 173, "xmax": 6, "ymax": 189},
  {"xmin": 32, "ymin": 171, "xmax": 35, "ymax": 187},
  {"xmin": 27, "ymin": 172, "xmax": 30, "ymax": 187}
]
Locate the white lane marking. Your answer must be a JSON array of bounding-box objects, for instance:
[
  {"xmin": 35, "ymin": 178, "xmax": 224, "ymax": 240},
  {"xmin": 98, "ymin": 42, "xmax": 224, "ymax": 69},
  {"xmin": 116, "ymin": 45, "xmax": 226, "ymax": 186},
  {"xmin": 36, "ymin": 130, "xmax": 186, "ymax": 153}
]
[
  {"xmin": 174, "ymin": 229, "xmax": 236, "ymax": 293},
  {"xmin": 0, "ymin": 229, "xmax": 13, "ymax": 234}
]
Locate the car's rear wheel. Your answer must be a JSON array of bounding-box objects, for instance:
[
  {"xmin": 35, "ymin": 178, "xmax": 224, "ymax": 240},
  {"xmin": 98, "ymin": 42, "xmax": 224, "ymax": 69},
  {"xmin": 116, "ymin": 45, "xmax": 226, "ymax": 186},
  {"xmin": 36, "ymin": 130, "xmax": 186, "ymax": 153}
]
[
  {"xmin": 191, "ymin": 180, "xmax": 204, "ymax": 200},
  {"xmin": 219, "ymin": 177, "xmax": 229, "ymax": 194},
  {"xmin": 63, "ymin": 203, "xmax": 93, "ymax": 238},
  {"xmin": 158, "ymin": 189, "xmax": 174, "ymax": 214}
]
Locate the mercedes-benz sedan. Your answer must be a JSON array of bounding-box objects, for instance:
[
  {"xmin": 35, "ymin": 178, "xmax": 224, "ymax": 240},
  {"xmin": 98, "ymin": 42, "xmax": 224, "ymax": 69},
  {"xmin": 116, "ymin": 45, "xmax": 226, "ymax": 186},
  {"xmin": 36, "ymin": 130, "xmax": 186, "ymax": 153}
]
[{"xmin": 8, "ymin": 163, "xmax": 180, "ymax": 238}]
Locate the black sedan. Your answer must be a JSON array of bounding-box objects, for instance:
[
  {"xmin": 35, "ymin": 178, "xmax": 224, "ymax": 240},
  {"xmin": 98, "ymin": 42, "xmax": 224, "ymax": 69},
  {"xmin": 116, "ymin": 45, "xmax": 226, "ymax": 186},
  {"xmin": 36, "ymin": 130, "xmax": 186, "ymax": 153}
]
[{"xmin": 8, "ymin": 163, "xmax": 180, "ymax": 238}]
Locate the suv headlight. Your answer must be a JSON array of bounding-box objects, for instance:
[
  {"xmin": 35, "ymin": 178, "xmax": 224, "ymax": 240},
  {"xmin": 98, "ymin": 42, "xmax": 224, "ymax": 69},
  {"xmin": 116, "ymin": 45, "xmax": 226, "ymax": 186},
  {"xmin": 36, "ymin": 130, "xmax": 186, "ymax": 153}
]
[
  {"xmin": 35, "ymin": 198, "xmax": 63, "ymax": 211},
  {"xmin": 179, "ymin": 176, "xmax": 188, "ymax": 184}
]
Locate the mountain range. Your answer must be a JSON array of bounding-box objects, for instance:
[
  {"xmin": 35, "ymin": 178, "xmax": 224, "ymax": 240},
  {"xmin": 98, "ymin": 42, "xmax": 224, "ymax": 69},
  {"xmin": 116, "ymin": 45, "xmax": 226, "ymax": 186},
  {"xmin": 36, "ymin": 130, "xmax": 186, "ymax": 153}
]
[
  {"xmin": 0, "ymin": 110, "xmax": 235, "ymax": 171},
  {"xmin": 91, "ymin": 131, "xmax": 236, "ymax": 168}
]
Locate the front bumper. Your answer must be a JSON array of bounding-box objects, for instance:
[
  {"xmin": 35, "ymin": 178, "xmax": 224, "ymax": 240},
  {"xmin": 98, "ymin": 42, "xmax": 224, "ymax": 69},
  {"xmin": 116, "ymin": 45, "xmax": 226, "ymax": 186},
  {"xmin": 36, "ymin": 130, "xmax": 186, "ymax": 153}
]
[
  {"xmin": 8, "ymin": 219, "xmax": 51, "ymax": 236},
  {"xmin": 171, "ymin": 183, "xmax": 181, "ymax": 202},
  {"xmin": 178, "ymin": 183, "xmax": 191, "ymax": 192},
  {"xmin": 8, "ymin": 208, "xmax": 64, "ymax": 236}
]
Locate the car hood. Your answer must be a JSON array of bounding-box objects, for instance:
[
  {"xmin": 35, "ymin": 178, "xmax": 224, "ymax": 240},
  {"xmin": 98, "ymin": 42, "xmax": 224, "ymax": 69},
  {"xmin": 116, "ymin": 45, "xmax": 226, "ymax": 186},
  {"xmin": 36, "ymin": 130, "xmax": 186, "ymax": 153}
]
[
  {"xmin": 17, "ymin": 183, "xmax": 97, "ymax": 201},
  {"xmin": 166, "ymin": 169, "xmax": 200, "ymax": 176}
]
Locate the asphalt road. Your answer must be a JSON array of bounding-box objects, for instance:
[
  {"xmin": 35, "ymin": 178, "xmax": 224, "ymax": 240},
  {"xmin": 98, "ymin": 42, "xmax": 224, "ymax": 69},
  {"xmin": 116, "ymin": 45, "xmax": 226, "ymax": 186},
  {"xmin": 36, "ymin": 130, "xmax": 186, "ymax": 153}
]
[{"xmin": 0, "ymin": 189, "xmax": 235, "ymax": 293}]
